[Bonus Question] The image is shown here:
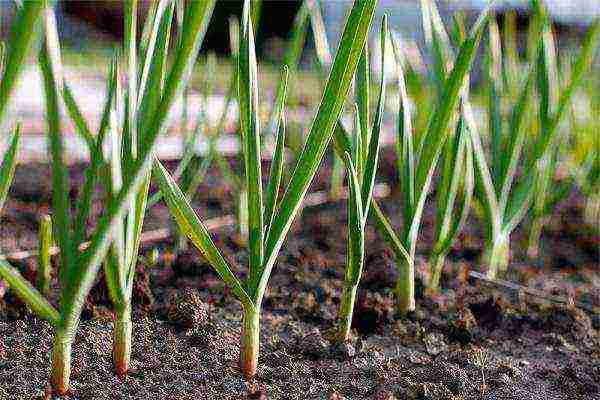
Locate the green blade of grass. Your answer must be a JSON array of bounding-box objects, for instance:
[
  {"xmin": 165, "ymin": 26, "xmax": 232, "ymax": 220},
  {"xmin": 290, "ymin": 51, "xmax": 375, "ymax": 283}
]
[
  {"xmin": 0, "ymin": 0, "xmax": 45, "ymax": 122},
  {"xmin": 352, "ymin": 105, "xmax": 363, "ymax": 180},
  {"xmin": 486, "ymin": 14, "xmax": 504, "ymax": 190},
  {"xmin": 308, "ymin": 0, "xmax": 333, "ymax": 72},
  {"xmin": 371, "ymin": 201, "xmax": 412, "ymax": 264},
  {"xmin": 153, "ymin": 159, "xmax": 254, "ymax": 309},
  {"xmin": 138, "ymin": 0, "xmax": 171, "ymax": 106},
  {"xmin": 332, "ymin": 112, "xmax": 412, "ymax": 266},
  {"xmin": 124, "ymin": 0, "xmax": 138, "ymax": 161},
  {"xmin": 260, "ymin": 0, "xmax": 379, "ymax": 305},
  {"xmin": 264, "ymin": 68, "xmax": 288, "ymax": 239},
  {"xmin": 0, "ymin": 126, "xmax": 20, "ymax": 214},
  {"xmin": 342, "ymin": 151, "xmax": 364, "ymax": 284},
  {"xmin": 0, "ymin": 260, "xmax": 59, "ymax": 325},
  {"xmin": 71, "ymin": 57, "xmax": 118, "ymax": 247},
  {"xmin": 356, "ymin": 41, "xmax": 370, "ymax": 167},
  {"xmin": 434, "ymin": 115, "xmax": 464, "ymax": 243},
  {"xmin": 464, "ymin": 101, "xmax": 501, "ymax": 240},
  {"xmin": 138, "ymin": 0, "xmax": 174, "ymax": 139},
  {"xmin": 39, "ymin": 7, "xmax": 74, "ymax": 288},
  {"xmin": 497, "ymin": 64, "xmax": 536, "ymax": 214},
  {"xmin": 502, "ymin": 10, "xmax": 519, "ymax": 97},
  {"xmin": 239, "ymin": 0, "xmax": 264, "ymax": 296},
  {"xmin": 62, "ymin": 84, "xmax": 95, "ymax": 153},
  {"xmin": 37, "ymin": 214, "xmax": 53, "ymax": 296},
  {"xmin": 433, "ymin": 111, "xmax": 474, "ymax": 256},
  {"xmin": 361, "ymin": 15, "xmax": 387, "ymax": 216},
  {"xmin": 390, "ymin": 32, "xmax": 415, "ymax": 231},
  {"xmin": 107, "ymin": 93, "xmax": 128, "ymax": 291}
]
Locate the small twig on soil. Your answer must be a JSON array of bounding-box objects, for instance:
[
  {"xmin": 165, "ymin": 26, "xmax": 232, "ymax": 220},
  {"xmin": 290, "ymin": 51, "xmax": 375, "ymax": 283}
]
[
  {"xmin": 468, "ymin": 271, "xmax": 594, "ymax": 312},
  {"xmin": 0, "ymin": 183, "xmax": 390, "ymax": 262}
]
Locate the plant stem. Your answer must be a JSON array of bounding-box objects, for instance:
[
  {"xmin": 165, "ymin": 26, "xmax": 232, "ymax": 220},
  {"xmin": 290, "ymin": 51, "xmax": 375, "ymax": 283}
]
[
  {"xmin": 527, "ymin": 216, "xmax": 546, "ymax": 258},
  {"xmin": 37, "ymin": 214, "xmax": 52, "ymax": 296},
  {"xmin": 113, "ymin": 304, "xmax": 132, "ymax": 377},
  {"xmin": 395, "ymin": 256, "xmax": 415, "ymax": 315},
  {"xmin": 50, "ymin": 328, "xmax": 72, "ymax": 395},
  {"xmin": 240, "ymin": 306, "xmax": 260, "ymax": 379},
  {"xmin": 427, "ymin": 253, "xmax": 446, "ymax": 294},
  {"xmin": 486, "ymin": 236, "xmax": 509, "ymax": 279},
  {"xmin": 336, "ymin": 283, "xmax": 358, "ymax": 343}
]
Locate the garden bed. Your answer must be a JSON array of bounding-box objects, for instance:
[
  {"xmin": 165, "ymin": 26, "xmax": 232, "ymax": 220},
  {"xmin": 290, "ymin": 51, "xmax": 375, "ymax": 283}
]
[{"xmin": 0, "ymin": 155, "xmax": 598, "ymax": 399}]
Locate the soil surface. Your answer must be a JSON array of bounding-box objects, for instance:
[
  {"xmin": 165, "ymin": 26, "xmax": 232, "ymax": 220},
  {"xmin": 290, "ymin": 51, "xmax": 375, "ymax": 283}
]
[{"xmin": 0, "ymin": 152, "xmax": 598, "ymax": 399}]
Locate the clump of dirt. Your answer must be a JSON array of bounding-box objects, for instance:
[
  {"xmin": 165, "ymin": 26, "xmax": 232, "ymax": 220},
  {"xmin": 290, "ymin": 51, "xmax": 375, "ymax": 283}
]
[
  {"xmin": 166, "ymin": 288, "xmax": 209, "ymax": 330},
  {"xmin": 541, "ymin": 304, "xmax": 596, "ymax": 340}
]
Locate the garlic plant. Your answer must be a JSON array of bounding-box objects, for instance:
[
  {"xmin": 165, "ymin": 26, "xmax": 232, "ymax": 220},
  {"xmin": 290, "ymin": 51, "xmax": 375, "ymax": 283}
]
[
  {"xmin": 336, "ymin": 16, "xmax": 387, "ymax": 343},
  {"xmin": 154, "ymin": 0, "xmax": 378, "ymax": 378}
]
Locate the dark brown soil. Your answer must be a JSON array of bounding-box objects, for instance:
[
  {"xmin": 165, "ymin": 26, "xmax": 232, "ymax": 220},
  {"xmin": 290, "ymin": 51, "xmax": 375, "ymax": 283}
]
[{"xmin": 0, "ymin": 152, "xmax": 598, "ymax": 399}]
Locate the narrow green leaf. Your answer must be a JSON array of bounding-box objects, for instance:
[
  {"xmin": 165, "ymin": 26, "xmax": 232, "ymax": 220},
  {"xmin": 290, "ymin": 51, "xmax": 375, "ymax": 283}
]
[
  {"xmin": 39, "ymin": 8, "xmax": 74, "ymax": 288},
  {"xmin": 390, "ymin": 33, "xmax": 415, "ymax": 226},
  {"xmin": 0, "ymin": 260, "xmax": 59, "ymax": 326},
  {"xmin": 342, "ymin": 152, "xmax": 364, "ymax": 285},
  {"xmin": 361, "ymin": 15, "xmax": 387, "ymax": 217},
  {"xmin": 433, "ymin": 112, "xmax": 474, "ymax": 256},
  {"xmin": 264, "ymin": 69, "xmax": 288, "ymax": 238},
  {"xmin": 239, "ymin": 0, "xmax": 264, "ymax": 296},
  {"xmin": 63, "ymin": 83, "xmax": 95, "ymax": 152},
  {"xmin": 352, "ymin": 104, "xmax": 363, "ymax": 180},
  {"xmin": 0, "ymin": 1, "xmax": 45, "ymax": 122},
  {"xmin": 356, "ymin": 41, "xmax": 370, "ymax": 167},
  {"xmin": 72, "ymin": 57, "xmax": 118, "ymax": 247},
  {"xmin": 371, "ymin": 201, "xmax": 412, "ymax": 265},
  {"xmin": 153, "ymin": 159, "xmax": 254, "ymax": 309},
  {"xmin": 308, "ymin": 0, "xmax": 333, "ymax": 73},
  {"xmin": 0, "ymin": 126, "xmax": 20, "ymax": 214},
  {"xmin": 36, "ymin": 214, "xmax": 53, "ymax": 296},
  {"xmin": 497, "ymin": 65, "xmax": 536, "ymax": 213},
  {"xmin": 124, "ymin": 0, "xmax": 138, "ymax": 160},
  {"xmin": 138, "ymin": 0, "xmax": 175, "ymax": 138}
]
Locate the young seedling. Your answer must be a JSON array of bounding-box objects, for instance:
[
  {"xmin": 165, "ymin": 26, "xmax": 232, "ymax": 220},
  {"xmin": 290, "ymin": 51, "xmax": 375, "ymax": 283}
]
[
  {"xmin": 0, "ymin": 128, "xmax": 20, "ymax": 214},
  {"xmin": 423, "ymin": 0, "xmax": 599, "ymax": 278},
  {"xmin": 37, "ymin": 214, "xmax": 53, "ymax": 296},
  {"xmin": 334, "ymin": 2, "xmax": 490, "ymax": 314},
  {"xmin": 417, "ymin": 2, "xmax": 475, "ymax": 294},
  {"xmin": 0, "ymin": 2, "xmax": 215, "ymax": 393},
  {"xmin": 154, "ymin": 0, "xmax": 378, "ymax": 378},
  {"xmin": 526, "ymin": 3, "xmax": 596, "ymax": 257},
  {"xmin": 427, "ymin": 114, "xmax": 474, "ymax": 292},
  {"xmin": 468, "ymin": 10, "xmax": 600, "ymax": 277},
  {"xmin": 335, "ymin": 16, "xmax": 387, "ymax": 343}
]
